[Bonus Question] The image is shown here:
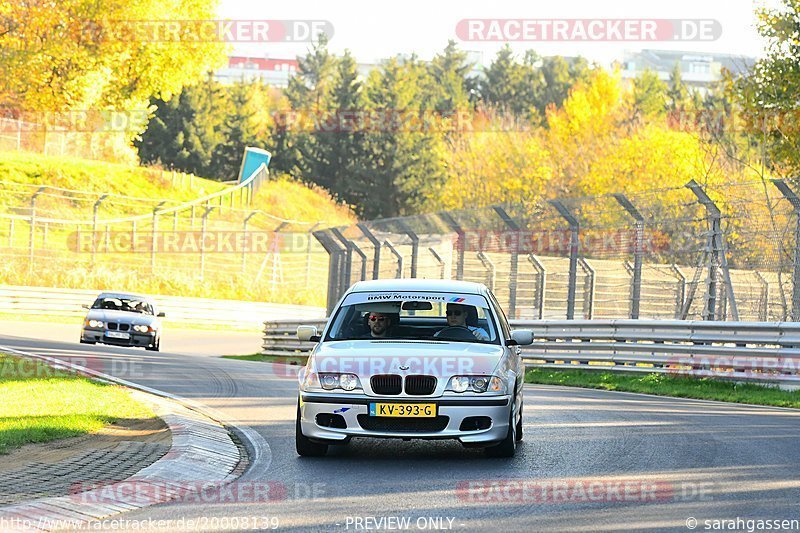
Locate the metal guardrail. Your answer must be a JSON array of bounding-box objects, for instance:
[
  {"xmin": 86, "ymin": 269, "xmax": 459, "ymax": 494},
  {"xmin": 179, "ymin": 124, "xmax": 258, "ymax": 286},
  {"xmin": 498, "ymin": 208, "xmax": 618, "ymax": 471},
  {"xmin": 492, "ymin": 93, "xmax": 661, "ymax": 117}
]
[
  {"xmin": 262, "ymin": 318, "xmax": 800, "ymax": 385},
  {"xmin": 0, "ymin": 285, "xmax": 325, "ymax": 326}
]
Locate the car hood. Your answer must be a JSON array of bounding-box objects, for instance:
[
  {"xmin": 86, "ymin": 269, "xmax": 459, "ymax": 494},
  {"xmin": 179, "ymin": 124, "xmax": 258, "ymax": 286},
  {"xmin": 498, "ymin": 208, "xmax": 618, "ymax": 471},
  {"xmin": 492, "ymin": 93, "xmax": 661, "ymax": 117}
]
[
  {"xmin": 309, "ymin": 340, "xmax": 506, "ymax": 378},
  {"xmin": 85, "ymin": 309, "xmax": 158, "ymax": 326}
]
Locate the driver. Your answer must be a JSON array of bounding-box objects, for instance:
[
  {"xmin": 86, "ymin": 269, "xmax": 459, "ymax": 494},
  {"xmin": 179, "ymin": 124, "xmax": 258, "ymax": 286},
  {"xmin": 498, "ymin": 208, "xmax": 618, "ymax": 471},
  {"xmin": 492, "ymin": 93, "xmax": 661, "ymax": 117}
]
[
  {"xmin": 366, "ymin": 312, "xmax": 395, "ymax": 338},
  {"xmin": 435, "ymin": 303, "xmax": 490, "ymax": 341}
]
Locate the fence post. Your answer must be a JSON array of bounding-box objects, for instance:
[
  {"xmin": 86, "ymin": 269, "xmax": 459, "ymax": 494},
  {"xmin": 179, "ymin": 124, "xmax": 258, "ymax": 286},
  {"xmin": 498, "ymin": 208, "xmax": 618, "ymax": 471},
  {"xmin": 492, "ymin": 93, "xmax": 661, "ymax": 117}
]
[
  {"xmin": 151, "ymin": 201, "xmax": 166, "ymax": 272},
  {"xmin": 8, "ymin": 219, "xmax": 14, "ymax": 248},
  {"xmin": 305, "ymin": 222, "xmax": 322, "ymax": 286},
  {"xmin": 754, "ymin": 271, "xmax": 770, "ymax": 321},
  {"xmin": 578, "ymin": 258, "xmax": 595, "ymax": 319},
  {"xmin": 613, "ymin": 194, "xmax": 645, "ymax": 319},
  {"xmin": 396, "ymin": 220, "xmax": 419, "ymax": 278},
  {"xmin": 429, "ymin": 247, "xmax": 446, "ymax": 279},
  {"xmin": 669, "ymin": 264, "xmax": 686, "ymax": 319},
  {"xmin": 685, "ymin": 179, "xmax": 739, "ymax": 321},
  {"xmin": 242, "ymin": 211, "xmax": 259, "ymax": 275},
  {"xmin": 439, "ymin": 212, "xmax": 465, "ymax": 280},
  {"xmin": 527, "ymin": 254, "xmax": 547, "ymax": 319},
  {"xmin": 91, "ymin": 194, "xmax": 108, "ymax": 267},
  {"xmin": 493, "ymin": 206, "xmax": 520, "ymax": 318},
  {"xmin": 549, "ymin": 200, "xmax": 580, "ymax": 320},
  {"xmin": 313, "ymin": 230, "xmax": 347, "ymax": 315},
  {"xmin": 199, "ymin": 205, "xmax": 216, "ymax": 281},
  {"xmin": 771, "ymin": 179, "xmax": 800, "ymax": 321},
  {"xmin": 357, "ymin": 223, "xmax": 382, "ymax": 280},
  {"xmin": 331, "ymin": 228, "xmax": 355, "ymax": 285},
  {"xmin": 477, "ymin": 251, "xmax": 496, "ymax": 291},
  {"xmin": 383, "ymin": 239, "xmax": 403, "ymax": 278},
  {"xmin": 28, "ymin": 187, "xmax": 45, "ymax": 277},
  {"xmin": 333, "ymin": 228, "xmax": 367, "ymax": 282}
]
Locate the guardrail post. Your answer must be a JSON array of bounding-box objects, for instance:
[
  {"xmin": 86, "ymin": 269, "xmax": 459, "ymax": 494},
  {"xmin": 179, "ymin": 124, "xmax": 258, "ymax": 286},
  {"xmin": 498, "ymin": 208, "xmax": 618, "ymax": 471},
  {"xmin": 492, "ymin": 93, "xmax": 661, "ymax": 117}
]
[
  {"xmin": 439, "ymin": 212, "xmax": 465, "ymax": 280},
  {"xmin": 527, "ymin": 254, "xmax": 546, "ymax": 319},
  {"xmin": 384, "ymin": 239, "xmax": 403, "ymax": 278},
  {"xmin": 357, "ymin": 223, "xmax": 382, "ymax": 280},
  {"xmin": 242, "ymin": 211, "xmax": 259, "ymax": 275},
  {"xmin": 549, "ymin": 200, "xmax": 580, "ymax": 319},
  {"xmin": 578, "ymin": 258, "xmax": 595, "ymax": 319},
  {"xmin": 199, "ymin": 205, "xmax": 216, "ymax": 281},
  {"xmin": 313, "ymin": 229, "xmax": 347, "ymax": 315},
  {"xmin": 397, "ymin": 220, "xmax": 419, "ymax": 278},
  {"xmin": 685, "ymin": 179, "xmax": 739, "ymax": 321},
  {"xmin": 28, "ymin": 187, "xmax": 45, "ymax": 277},
  {"xmin": 493, "ymin": 206, "xmax": 520, "ymax": 318},
  {"xmin": 613, "ymin": 194, "xmax": 644, "ymax": 319},
  {"xmin": 771, "ymin": 179, "xmax": 800, "ymax": 321},
  {"xmin": 151, "ymin": 201, "xmax": 166, "ymax": 272},
  {"xmin": 429, "ymin": 247, "xmax": 446, "ymax": 279}
]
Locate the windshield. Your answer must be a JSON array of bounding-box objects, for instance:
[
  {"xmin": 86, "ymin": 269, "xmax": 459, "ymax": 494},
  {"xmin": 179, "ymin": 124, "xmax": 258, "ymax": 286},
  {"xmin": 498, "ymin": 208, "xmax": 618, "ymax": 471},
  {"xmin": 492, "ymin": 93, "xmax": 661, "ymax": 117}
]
[
  {"xmin": 325, "ymin": 292, "xmax": 500, "ymax": 344},
  {"xmin": 92, "ymin": 297, "xmax": 154, "ymax": 315}
]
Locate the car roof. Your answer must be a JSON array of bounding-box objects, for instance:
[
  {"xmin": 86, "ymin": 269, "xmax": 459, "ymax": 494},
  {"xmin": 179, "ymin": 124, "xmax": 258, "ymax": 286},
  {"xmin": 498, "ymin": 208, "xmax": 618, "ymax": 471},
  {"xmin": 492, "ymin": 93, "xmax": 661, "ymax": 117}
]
[
  {"xmin": 95, "ymin": 292, "xmax": 155, "ymax": 302},
  {"xmin": 348, "ymin": 279, "xmax": 488, "ymax": 295}
]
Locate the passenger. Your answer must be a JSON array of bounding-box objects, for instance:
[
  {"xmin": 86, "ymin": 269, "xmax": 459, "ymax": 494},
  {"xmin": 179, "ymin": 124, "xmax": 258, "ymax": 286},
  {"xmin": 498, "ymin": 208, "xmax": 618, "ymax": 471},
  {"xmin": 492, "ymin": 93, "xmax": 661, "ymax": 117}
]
[{"xmin": 435, "ymin": 303, "xmax": 490, "ymax": 341}]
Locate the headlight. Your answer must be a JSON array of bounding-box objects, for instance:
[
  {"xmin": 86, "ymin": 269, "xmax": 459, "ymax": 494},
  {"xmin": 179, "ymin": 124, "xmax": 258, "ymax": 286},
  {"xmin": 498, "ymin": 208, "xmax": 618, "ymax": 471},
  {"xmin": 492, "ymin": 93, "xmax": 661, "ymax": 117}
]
[
  {"xmin": 132, "ymin": 325, "xmax": 152, "ymax": 333},
  {"xmin": 447, "ymin": 375, "xmax": 506, "ymax": 394},
  {"xmin": 302, "ymin": 372, "xmax": 361, "ymax": 392},
  {"xmin": 86, "ymin": 320, "xmax": 104, "ymax": 328}
]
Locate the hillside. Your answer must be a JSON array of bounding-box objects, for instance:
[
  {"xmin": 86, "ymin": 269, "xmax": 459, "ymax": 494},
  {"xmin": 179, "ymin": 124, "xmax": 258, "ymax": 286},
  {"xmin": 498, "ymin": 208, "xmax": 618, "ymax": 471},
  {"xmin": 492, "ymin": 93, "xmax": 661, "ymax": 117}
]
[{"xmin": 0, "ymin": 151, "xmax": 355, "ymax": 306}]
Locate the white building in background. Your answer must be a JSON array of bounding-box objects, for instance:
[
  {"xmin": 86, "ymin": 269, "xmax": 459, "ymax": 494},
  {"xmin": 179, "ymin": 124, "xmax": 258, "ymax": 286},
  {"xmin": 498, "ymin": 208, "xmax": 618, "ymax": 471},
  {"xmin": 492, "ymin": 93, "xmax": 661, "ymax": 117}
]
[
  {"xmin": 215, "ymin": 56, "xmax": 300, "ymax": 87},
  {"xmin": 618, "ymin": 49, "xmax": 756, "ymax": 88}
]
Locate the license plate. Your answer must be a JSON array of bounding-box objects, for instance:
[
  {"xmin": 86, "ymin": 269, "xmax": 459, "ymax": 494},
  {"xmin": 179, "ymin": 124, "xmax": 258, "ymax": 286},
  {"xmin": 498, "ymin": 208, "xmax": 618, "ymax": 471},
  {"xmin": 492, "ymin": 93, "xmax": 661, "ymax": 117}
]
[
  {"xmin": 106, "ymin": 331, "xmax": 130, "ymax": 339},
  {"xmin": 369, "ymin": 403, "xmax": 436, "ymax": 417}
]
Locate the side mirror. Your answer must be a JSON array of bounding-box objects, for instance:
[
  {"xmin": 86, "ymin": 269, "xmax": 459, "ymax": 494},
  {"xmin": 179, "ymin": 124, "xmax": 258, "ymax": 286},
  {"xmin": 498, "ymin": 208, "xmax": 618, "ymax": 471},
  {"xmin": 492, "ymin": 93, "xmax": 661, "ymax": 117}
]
[
  {"xmin": 297, "ymin": 325, "xmax": 320, "ymax": 342},
  {"xmin": 81, "ymin": 304, "xmax": 90, "ymax": 309},
  {"xmin": 510, "ymin": 330, "xmax": 534, "ymax": 346},
  {"xmin": 157, "ymin": 312, "xmax": 166, "ymax": 318}
]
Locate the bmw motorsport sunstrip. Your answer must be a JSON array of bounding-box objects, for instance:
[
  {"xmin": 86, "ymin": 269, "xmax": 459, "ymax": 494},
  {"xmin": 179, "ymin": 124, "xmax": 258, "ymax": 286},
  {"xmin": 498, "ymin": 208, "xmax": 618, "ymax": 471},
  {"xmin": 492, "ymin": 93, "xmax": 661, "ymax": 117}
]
[{"xmin": 295, "ymin": 279, "xmax": 533, "ymax": 457}]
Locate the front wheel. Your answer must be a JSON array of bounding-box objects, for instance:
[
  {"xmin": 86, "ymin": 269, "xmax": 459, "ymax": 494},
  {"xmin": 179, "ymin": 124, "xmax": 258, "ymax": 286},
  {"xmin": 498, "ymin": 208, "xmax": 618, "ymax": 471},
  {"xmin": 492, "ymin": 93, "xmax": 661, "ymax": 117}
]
[
  {"xmin": 515, "ymin": 400, "xmax": 523, "ymax": 442},
  {"xmin": 296, "ymin": 403, "xmax": 328, "ymax": 457},
  {"xmin": 485, "ymin": 408, "xmax": 517, "ymax": 458}
]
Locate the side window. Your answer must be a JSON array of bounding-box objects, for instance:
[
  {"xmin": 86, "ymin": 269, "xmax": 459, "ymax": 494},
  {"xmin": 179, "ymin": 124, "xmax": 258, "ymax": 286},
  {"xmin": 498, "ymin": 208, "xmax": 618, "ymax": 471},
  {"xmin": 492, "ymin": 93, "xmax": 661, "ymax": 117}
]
[{"xmin": 488, "ymin": 291, "xmax": 511, "ymax": 339}]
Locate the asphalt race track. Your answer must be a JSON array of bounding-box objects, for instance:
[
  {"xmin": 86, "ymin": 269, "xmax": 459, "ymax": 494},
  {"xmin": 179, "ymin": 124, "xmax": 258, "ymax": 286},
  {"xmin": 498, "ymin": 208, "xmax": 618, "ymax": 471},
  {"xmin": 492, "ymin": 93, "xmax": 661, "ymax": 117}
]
[{"xmin": 2, "ymin": 321, "xmax": 800, "ymax": 532}]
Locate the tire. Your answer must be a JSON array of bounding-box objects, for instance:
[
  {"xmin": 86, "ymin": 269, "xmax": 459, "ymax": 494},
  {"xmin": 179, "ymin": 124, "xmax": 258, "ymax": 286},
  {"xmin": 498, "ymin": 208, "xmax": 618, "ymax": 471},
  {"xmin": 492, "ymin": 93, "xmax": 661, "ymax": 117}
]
[
  {"xmin": 296, "ymin": 403, "xmax": 328, "ymax": 457},
  {"xmin": 485, "ymin": 407, "xmax": 517, "ymax": 458},
  {"xmin": 79, "ymin": 339, "xmax": 95, "ymax": 345},
  {"xmin": 515, "ymin": 400, "xmax": 524, "ymax": 442}
]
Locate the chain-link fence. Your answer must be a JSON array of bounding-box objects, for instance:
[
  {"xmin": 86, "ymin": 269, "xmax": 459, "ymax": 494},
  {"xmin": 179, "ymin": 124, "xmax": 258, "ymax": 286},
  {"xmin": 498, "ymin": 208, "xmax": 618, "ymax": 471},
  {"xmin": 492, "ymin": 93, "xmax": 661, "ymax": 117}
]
[
  {"xmin": 0, "ymin": 165, "xmax": 333, "ymax": 305},
  {"xmin": 314, "ymin": 179, "xmax": 800, "ymax": 321}
]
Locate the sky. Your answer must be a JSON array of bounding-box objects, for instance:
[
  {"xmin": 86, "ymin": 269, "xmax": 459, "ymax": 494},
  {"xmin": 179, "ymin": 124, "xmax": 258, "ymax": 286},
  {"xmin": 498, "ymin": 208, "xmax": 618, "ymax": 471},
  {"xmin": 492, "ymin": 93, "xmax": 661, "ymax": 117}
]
[{"xmin": 220, "ymin": 0, "xmax": 775, "ymax": 66}]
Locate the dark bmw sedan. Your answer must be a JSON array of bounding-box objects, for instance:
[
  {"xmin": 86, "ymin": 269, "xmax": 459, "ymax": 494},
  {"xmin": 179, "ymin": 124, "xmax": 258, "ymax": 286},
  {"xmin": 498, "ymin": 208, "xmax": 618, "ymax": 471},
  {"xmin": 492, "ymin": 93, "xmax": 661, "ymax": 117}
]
[{"xmin": 80, "ymin": 292, "xmax": 165, "ymax": 351}]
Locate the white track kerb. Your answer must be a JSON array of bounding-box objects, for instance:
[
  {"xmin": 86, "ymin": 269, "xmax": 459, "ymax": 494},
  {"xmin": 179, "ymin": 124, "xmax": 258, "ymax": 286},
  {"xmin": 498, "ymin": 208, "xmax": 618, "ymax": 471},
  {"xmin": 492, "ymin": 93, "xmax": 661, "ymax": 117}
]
[{"xmin": 0, "ymin": 346, "xmax": 272, "ymax": 532}]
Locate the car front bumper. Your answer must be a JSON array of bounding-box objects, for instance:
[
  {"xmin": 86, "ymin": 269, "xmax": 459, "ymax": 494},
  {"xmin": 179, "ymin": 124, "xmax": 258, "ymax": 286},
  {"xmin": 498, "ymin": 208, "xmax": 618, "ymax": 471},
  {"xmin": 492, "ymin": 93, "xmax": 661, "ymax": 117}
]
[
  {"xmin": 82, "ymin": 328, "xmax": 156, "ymax": 347},
  {"xmin": 299, "ymin": 393, "xmax": 512, "ymax": 445}
]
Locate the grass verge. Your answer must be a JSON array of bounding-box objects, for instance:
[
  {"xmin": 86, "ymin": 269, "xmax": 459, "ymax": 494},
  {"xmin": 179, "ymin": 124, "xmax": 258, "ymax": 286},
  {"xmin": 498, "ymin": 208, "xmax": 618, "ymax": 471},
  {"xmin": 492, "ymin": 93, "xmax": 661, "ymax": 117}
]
[
  {"xmin": 0, "ymin": 353, "xmax": 156, "ymax": 454},
  {"xmin": 525, "ymin": 368, "xmax": 800, "ymax": 409}
]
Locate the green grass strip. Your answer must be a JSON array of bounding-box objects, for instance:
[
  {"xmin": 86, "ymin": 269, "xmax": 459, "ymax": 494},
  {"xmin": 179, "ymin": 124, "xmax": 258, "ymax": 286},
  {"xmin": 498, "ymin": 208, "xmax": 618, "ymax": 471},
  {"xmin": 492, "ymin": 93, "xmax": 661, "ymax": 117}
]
[
  {"xmin": 0, "ymin": 354, "xmax": 155, "ymax": 454},
  {"xmin": 525, "ymin": 368, "xmax": 800, "ymax": 408}
]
